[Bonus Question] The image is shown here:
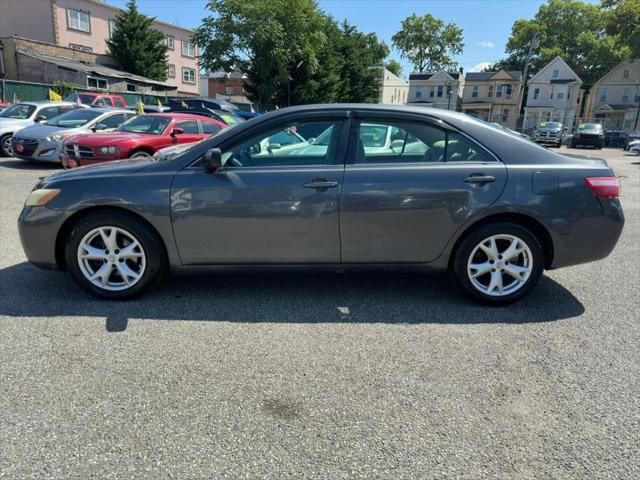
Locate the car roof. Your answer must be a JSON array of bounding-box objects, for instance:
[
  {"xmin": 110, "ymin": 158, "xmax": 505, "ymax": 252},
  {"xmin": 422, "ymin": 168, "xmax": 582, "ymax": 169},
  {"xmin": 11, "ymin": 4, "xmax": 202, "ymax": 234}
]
[
  {"xmin": 20, "ymin": 101, "xmax": 77, "ymax": 107},
  {"xmin": 80, "ymin": 107, "xmax": 131, "ymax": 114},
  {"xmin": 145, "ymin": 112, "xmax": 220, "ymax": 121}
]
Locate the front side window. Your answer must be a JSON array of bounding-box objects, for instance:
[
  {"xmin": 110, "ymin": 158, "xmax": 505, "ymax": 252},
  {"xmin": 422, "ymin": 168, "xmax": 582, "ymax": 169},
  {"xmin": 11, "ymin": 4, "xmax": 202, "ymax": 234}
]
[
  {"xmin": 220, "ymin": 120, "xmax": 343, "ymax": 168},
  {"xmin": 181, "ymin": 41, "xmax": 195, "ymax": 57},
  {"xmin": 98, "ymin": 113, "xmax": 127, "ymax": 130},
  {"xmin": 68, "ymin": 9, "xmax": 90, "ymax": 32},
  {"xmin": 117, "ymin": 115, "xmax": 172, "ymax": 135},
  {"xmin": 0, "ymin": 103, "xmax": 36, "ymax": 119},
  {"xmin": 201, "ymin": 121, "xmax": 222, "ymax": 134},
  {"xmin": 175, "ymin": 120, "xmax": 199, "ymax": 134},
  {"xmin": 182, "ymin": 68, "xmax": 196, "ymax": 84},
  {"xmin": 37, "ymin": 106, "xmax": 63, "ymax": 120}
]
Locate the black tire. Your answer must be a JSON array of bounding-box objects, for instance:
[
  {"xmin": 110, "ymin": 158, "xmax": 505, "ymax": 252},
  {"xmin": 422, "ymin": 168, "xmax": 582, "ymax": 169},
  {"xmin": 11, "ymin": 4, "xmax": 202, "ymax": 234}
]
[
  {"xmin": 129, "ymin": 150, "xmax": 152, "ymax": 159},
  {"xmin": 65, "ymin": 211, "xmax": 167, "ymax": 299},
  {"xmin": 0, "ymin": 133, "xmax": 14, "ymax": 157},
  {"xmin": 450, "ymin": 222, "xmax": 544, "ymax": 306}
]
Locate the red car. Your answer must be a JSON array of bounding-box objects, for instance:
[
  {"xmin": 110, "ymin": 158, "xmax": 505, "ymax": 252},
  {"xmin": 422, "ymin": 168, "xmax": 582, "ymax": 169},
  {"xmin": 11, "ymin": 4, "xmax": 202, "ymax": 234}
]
[
  {"xmin": 61, "ymin": 113, "xmax": 226, "ymax": 168},
  {"xmin": 64, "ymin": 92, "xmax": 128, "ymax": 108}
]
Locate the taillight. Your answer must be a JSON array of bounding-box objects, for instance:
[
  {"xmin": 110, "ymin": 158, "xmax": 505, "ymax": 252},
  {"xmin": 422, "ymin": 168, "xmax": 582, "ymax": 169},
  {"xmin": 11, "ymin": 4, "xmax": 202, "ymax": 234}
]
[{"xmin": 585, "ymin": 177, "xmax": 620, "ymax": 197}]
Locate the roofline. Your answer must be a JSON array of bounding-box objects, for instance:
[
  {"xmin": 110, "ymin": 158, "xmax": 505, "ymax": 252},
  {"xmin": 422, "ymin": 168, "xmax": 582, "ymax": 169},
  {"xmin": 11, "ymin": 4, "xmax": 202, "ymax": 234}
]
[
  {"xmin": 528, "ymin": 56, "xmax": 583, "ymax": 84},
  {"xmin": 83, "ymin": 0, "xmax": 194, "ymax": 34}
]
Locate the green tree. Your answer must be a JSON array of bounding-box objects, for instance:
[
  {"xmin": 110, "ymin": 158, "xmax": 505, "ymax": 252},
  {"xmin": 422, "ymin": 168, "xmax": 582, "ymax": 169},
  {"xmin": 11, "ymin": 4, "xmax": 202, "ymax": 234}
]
[
  {"xmin": 106, "ymin": 0, "xmax": 168, "ymax": 81},
  {"xmin": 495, "ymin": 0, "xmax": 631, "ymax": 84},
  {"xmin": 391, "ymin": 14, "xmax": 463, "ymax": 72},
  {"xmin": 385, "ymin": 59, "xmax": 403, "ymax": 77},
  {"xmin": 601, "ymin": 0, "xmax": 640, "ymax": 58},
  {"xmin": 194, "ymin": 0, "xmax": 326, "ymax": 106}
]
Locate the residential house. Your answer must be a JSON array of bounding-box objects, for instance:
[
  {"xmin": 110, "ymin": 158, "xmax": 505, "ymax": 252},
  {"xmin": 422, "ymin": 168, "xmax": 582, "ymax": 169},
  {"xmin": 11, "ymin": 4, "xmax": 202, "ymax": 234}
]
[
  {"xmin": 0, "ymin": 0, "xmax": 199, "ymax": 95},
  {"xmin": 584, "ymin": 60, "xmax": 640, "ymax": 132},
  {"xmin": 378, "ymin": 68, "xmax": 408, "ymax": 105},
  {"xmin": 461, "ymin": 70, "xmax": 523, "ymax": 130},
  {"xmin": 523, "ymin": 56, "xmax": 583, "ymax": 133},
  {"xmin": 200, "ymin": 70, "xmax": 254, "ymax": 110},
  {"xmin": 407, "ymin": 69, "xmax": 463, "ymax": 110}
]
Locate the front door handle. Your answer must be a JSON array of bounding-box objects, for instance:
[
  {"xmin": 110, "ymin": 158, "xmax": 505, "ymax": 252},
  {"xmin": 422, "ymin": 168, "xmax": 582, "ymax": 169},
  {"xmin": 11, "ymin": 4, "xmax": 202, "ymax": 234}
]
[
  {"xmin": 303, "ymin": 179, "xmax": 338, "ymax": 191},
  {"xmin": 463, "ymin": 174, "xmax": 496, "ymax": 184}
]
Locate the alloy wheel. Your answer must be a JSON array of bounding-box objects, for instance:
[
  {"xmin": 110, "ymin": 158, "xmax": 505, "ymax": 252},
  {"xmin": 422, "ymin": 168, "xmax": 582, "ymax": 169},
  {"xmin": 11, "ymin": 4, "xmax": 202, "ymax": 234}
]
[
  {"xmin": 2, "ymin": 136, "xmax": 13, "ymax": 156},
  {"xmin": 466, "ymin": 234, "xmax": 533, "ymax": 297},
  {"xmin": 76, "ymin": 226, "xmax": 146, "ymax": 291}
]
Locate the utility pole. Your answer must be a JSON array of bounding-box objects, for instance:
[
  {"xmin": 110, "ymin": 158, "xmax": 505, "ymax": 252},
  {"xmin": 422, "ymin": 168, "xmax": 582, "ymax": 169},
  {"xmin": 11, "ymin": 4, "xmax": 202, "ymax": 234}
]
[
  {"xmin": 635, "ymin": 83, "xmax": 639, "ymax": 131},
  {"xmin": 518, "ymin": 32, "xmax": 539, "ymax": 131}
]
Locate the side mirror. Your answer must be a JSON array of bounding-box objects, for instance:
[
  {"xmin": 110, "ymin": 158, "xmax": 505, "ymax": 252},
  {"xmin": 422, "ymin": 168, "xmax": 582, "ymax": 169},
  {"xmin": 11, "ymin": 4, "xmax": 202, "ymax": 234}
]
[
  {"xmin": 391, "ymin": 139, "xmax": 405, "ymax": 150},
  {"xmin": 171, "ymin": 127, "xmax": 184, "ymax": 136},
  {"xmin": 202, "ymin": 148, "xmax": 222, "ymax": 172},
  {"xmin": 267, "ymin": 143, "xmax": 281, "ymax": 152},
  {"xmin": 94, "ymin": 123, "xmax": 108, "ymax": 131},
  {"xmin": 35, "ymin": 115, "xmax": 47, "ymax": 123}
]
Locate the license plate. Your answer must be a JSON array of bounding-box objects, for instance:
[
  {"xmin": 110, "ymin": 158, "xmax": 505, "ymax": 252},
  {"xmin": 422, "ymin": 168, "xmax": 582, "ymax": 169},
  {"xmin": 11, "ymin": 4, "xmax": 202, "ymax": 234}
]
[{"xmin": 15, "ymin": 144, "xmax": 24, "ymax": 152}]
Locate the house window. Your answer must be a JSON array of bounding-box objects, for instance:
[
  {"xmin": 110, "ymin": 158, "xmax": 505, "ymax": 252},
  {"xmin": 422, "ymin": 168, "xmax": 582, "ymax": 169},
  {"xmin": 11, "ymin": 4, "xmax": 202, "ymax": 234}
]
[
  {"xmin": 166, "ymin": 35, "xmax": 174, "ymax": 50},
  {"xmin": 496, "ymin": 85, "xmax": 503, "ymax": 98},
  {"xmin": 437, "ymin": 85, "xmax": 443, "ymax": 98},
  {"xmin": 502, "ymin": 108, "xmax": 509, "ymax": 122},
  {"xmin": 550, "ymin": 89, "xmax": 554, "ymax": 100},
  {"xmin": 622, "ymin": 88, "xmax": 630, "ymax": 103},
  {"xmin": 181, "ymin": 41, "xmax": 195, "ymax": 58},
  {"xmin": 567, "ymin": 90, "xmax": 571, "ymax": 100},
  {"xmin": 167, "ymin": 64, "xmax": 176, "ymax": 78},
  {"xmin": 488, "ymin": 85, "xmax": 494, "ymax": 97},
  {"xmin": 224, "ymin": 86, "xmax": 233, "ymax": 95},
  {"xmin": 415, "ymin": 88, "xmax": 422, "ymax": 99},
  {"xmin": 69, "ymin": 43, "xmax": 92, "ymax": 52},
  {"xmin": 623, "ymin": 69, "xmax": 630, "ymax": 80},
  {"xmin": 87, "ymin": 77, "xmax": 107, "ymax": 89},
  {"xmin": 126, "ymin": 83, "xmax": 136, "ymax": 92},
  {"xmin": 429, "ymin": 87, "xmax": 434, "ymax": 98},
  {"xmin": 599, "ymin": 88, "xmax": 608, "ymax": 103},
  {"xmin": 472, "ymin": 85, "xmax": 478, "ymax": 98},
  {"xmin": 533, "ymin": 87, "xmax": 540, "ymax": 100},
  {"xmin": 67, "ymin": 9, "xmax": 91, "ymax": 32},
  {"xmin": 182, "ymin": 67, "xmax": 196, "ymax": 84},
  {"xmin": 552, "ymin": 69, "xmax": 559, "ymax": 79},
  {"xmin": 505, "ymin": 84, "xmax": 512, "ymax": 98},
  {"xmin": 624, "ymin": 119, "xmax": 633, "ymax": 129},
  {"xmin": 557, "ymin": 88, "xmax": 565, "ymax": 100},
  {"xmin": 108, "ymin": 19, "xmax": 116, "ymax": 38}
]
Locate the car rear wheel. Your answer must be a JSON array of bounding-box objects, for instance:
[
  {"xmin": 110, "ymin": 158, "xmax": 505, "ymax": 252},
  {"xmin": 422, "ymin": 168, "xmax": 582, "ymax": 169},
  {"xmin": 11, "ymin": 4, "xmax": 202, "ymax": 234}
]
[
  {"xmin": 451, "ymin": 223, "xmax": 544, "ymax": 305},
  {"xmin": 129, "ymin": 150, "xmax": 152, "ymax": 159},
  {"xmin": 65, "ymin": 212, "xmax": 166, "ymax": 299},
  {"xmin": 0, "ymin": 134, "xmax": 14, "ymax": 157}
]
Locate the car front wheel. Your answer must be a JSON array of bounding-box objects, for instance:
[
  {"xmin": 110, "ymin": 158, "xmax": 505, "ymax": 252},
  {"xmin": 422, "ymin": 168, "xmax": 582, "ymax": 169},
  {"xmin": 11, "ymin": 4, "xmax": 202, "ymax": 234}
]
[
  {"xmin": 451, "ymin": 223, "xmax": 544, "ymax": 305},
  {"xmin": 65, "ymin": 212, "xmax": 166, "ymax": 299},
  {"xmin": 0, "ymin": 134, "xmax": 14, "ymax": 157}
]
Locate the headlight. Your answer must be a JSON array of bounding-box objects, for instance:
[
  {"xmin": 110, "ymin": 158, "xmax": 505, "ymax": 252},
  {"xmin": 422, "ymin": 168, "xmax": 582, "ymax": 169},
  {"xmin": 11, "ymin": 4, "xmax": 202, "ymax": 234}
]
[
  {"xmin": 46, "ymin": 134, "xmax": 64, "ymax": 142},
  {"xmin": 99, "ymin": 146, "xmax": 118, "ymax": 154},
  {"xmin": 24, "ymin": 188, "xmax": 61, "ymax": 207}
]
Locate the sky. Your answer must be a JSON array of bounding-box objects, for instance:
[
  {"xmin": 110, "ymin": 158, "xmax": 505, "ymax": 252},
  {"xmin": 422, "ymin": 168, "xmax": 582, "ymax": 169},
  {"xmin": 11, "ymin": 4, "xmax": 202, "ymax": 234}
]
[{"xmin": 107, "ymin": 0, "xmax": 599, "ymax": 77}]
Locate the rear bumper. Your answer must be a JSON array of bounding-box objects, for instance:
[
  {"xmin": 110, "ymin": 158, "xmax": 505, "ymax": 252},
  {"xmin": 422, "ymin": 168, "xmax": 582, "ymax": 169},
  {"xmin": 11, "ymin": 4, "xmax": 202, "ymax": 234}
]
[
  {"xmin": 549, "ymin": 198, "xmax": 624, "ymax": 269},
  {"xmin": 18, "ymin": 206, "xmax": 71, "ymax": 270},
  {"xmin": 573, "ymin": 137, "xmax": 603, "ymax": 147}
]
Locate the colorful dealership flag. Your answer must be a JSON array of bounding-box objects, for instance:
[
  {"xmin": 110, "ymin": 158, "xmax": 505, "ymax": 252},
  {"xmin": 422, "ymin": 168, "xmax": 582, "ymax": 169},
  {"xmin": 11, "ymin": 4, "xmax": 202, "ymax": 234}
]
[
  {"xmin": 48, "ymin": 89, "xmax": 62, "ymax": 102},
  {"xmin": 157, "ymin": 98, "xmax": 163, "ymax": 108},
  {"xmin": 137, "ymin": 98, "xmax": 145, "ymax": 114}
]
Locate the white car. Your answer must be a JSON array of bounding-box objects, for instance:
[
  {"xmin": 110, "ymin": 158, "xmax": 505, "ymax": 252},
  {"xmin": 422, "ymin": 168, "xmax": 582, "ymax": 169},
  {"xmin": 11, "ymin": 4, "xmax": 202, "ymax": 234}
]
[{"xmin": 628, "ymin": 139, "xmax": 640, "ymax": 155}]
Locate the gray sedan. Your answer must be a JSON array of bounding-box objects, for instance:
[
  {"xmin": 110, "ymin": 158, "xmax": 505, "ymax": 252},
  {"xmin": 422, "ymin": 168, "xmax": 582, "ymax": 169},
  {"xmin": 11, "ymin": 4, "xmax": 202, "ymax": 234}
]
[
  {"xmin": 18, "ymin": 104, "xmax": 624, "ymax": 305},
  {"xmin": 12, "ymin": 108, "xmax": 135, "ymax": 162}
]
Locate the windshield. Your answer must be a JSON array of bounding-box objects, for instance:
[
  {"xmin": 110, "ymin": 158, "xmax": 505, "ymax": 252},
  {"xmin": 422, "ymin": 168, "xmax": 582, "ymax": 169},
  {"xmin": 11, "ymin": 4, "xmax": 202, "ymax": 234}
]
[
  {"xmin": 312, "ymin": 126, "xmax": 334, "ymax": 146},
  {"xmin": 0, "ymin": 103, "xmax": 36, "ymax": 119},
  {"xmin": 577, "ymin": 123, "xmax": 602, "ymax": 132},
  {"xmin": 538, "ymin": 122, "xmax": 562, "ymax": 130},
  {"xmin": 117, "ymin": 115, "xmax": 172, "ymax": 135},
  {"xmin": 47, "ymin": 109, "xmax": 102, "ymax": 128}
]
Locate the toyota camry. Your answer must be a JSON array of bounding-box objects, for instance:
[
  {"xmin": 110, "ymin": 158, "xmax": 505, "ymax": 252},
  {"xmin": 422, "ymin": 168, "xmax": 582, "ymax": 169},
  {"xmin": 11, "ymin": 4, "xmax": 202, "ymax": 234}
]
[{"xmin": 18, "ymin": 104, "xmax": 624, "ymax": 305}]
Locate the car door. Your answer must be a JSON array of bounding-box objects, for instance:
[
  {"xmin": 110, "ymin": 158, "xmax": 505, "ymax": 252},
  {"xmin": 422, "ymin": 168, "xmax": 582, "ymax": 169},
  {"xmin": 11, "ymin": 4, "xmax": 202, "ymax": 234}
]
[
  {"xmin": 170, "ymin": 115, "xmax": 349, "ymax": 264},
  {"xmin": 340, "ymin": 113, "xmax": 507, "ymax": 263},
  {"xmin": 173, "ymin": 119, "xmax": 203, "ymax": 145}
]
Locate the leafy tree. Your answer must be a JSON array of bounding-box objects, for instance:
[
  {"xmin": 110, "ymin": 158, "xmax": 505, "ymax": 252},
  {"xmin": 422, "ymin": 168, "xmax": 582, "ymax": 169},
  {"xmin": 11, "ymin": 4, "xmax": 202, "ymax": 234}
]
[
  {"xmin": 391, "ymin": 14, "xmax": 463, "ymax": 72},
  {"xmin": 494, "ymin": 0, "xmax": 631, "ymax": 84},
  {"xmin": 385, "ymin": 59, "xmax": 403, "ymax": 77},
  {"xmin": 106, "ymin": 0, "xmax": 168, "ymax": 81},
  {"xmin": 601, "ymin": 0, "xmax": 640, "ymax": 58}
]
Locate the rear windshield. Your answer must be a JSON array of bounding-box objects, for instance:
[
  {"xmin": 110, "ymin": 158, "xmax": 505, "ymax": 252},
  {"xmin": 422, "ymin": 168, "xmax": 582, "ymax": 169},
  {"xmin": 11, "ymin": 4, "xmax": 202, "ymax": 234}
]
[
  {"xmin": 0, "ymin": 103, "xmax": 36, "ymax": 119},
  {"xmin": 538, "ymin": 122, "xmax": 562, "ymax": 130},
  {"xmin": 47, "ymin": 109, "xmax": 102, "ymax": 128},
  {"xmin": 117, "ymin": 115, "xmax": 171, "ymax": 135}
]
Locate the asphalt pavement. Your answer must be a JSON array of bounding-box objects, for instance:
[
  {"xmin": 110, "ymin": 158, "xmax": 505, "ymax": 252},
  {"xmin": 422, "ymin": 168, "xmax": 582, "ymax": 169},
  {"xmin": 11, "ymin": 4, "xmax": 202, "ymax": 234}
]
[{"xmin": 0, "ymin": 147, "xmax": 638, "ymax": 479}]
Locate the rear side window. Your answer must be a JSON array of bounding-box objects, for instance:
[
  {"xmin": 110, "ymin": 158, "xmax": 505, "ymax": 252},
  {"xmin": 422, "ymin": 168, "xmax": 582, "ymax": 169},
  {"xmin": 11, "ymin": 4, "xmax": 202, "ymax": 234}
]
[
  {"xmin": 115, "ymin": 98, "xmax": 126, "ymax": 108},
  {"xmin": 445, "ymin": 131, "xmax": 494, "ymax": 163},
  {"xmin": 201, "ymin": 121, "xmax": 222, "ymax": 134},
  {"xmin": 100, "ymin": 113, "xmax": 127, "ymax": 129},
  {"xmin": 175, "ymin": 120, "xmax": 199, "ymax": 134}
]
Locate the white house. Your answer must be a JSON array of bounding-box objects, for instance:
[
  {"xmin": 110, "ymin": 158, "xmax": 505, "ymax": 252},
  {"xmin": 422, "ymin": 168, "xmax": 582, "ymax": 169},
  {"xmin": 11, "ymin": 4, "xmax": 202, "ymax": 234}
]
[
  {"xmin": 378, "ymin": 68, "xmax": 409, "ymax": 104},
  {"xmin": 523, "ymin": 56, "xmax": 583, "ymax": 133},
  {"xmin": 407, "ymin": 70, "xmax": 463, "ymax": 110}
]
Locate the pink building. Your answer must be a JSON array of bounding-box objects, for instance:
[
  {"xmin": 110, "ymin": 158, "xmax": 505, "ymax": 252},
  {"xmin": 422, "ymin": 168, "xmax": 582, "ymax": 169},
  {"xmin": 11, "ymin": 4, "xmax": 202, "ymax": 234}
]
[{"xmin": 0, "ymin": 0, "xmax": 198, "ymax": 95}]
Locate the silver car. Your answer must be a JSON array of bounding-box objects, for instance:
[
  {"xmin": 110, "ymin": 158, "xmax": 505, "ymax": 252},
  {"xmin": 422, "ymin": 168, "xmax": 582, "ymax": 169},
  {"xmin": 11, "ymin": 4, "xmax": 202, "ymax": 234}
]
[
  {"xmin": 0, "ymin": 101, "xmax": 78, "ymax": 157},
  {"xmin": 12, "ymin": 108, "xmax": 135, "ymax": 163}
]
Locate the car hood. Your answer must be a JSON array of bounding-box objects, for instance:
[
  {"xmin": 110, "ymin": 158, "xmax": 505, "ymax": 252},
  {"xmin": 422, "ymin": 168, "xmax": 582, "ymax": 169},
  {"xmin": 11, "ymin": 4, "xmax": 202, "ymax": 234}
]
[
  {"xmin": 42, "ymin": 158, "xmax": 155, "ymax": 186},
  {"xmin": 65, "ymin": 131, "xmax": 158, "ymax": 145},
  {"xmin": 537, "ymin": 128, "xmax": 562, "ymax": 133},
  {"xmin": 0, "ymin": 117, "xmax": 32, "ymax": 129},
  {"xmin": 15, "ymin": 124, "xmax": 86, "ymax": 139}
]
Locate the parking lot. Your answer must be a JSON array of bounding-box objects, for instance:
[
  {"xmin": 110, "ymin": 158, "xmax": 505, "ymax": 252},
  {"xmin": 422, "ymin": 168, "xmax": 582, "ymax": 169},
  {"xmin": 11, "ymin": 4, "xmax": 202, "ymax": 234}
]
[{"xmin": 0, "ymin": 147, "xmax": 638, "ymax": 478}]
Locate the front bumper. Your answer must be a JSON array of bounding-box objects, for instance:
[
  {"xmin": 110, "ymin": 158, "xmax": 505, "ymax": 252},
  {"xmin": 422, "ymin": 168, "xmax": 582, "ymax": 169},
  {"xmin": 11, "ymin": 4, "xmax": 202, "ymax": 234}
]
[
  {"xmin": 13, "ymin": 138, "xmax": 64, "ymax": 162},
  {"xmin": 573, "ymin": 136, "xmax": 603, "ymax": 147},
  {"xmin": 61, "ymin": 154, "xmax": 118, "ymax": 169},
  {"xmin": 534, "ymin": 137, "xmax": 562, "ymax": 145},
  {"xmin": 18, "ymin": 205, "xmax": 72, "ymax": 270}
]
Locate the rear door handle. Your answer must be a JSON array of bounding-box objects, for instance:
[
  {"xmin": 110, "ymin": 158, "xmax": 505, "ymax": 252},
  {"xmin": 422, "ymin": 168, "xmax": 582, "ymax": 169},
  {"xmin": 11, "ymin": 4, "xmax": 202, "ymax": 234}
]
[
  {"xmin": 303, "ymin": 179, "xmax": 338, "ymax": 190},
  {"xmin": 463, "ymin": 175, "xmax": 496, "ymax": 184}
]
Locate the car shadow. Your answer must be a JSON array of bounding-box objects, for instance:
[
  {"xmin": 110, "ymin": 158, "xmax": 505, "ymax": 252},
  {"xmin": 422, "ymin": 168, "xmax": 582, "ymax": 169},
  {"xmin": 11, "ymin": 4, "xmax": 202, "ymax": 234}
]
[
  {"xmin": 0, "ymin": 262, "xmax": 585, "ymax": 332},
  {"xmin": 0, "ymin": 159, "xmax": 61, "ymax": 171}
]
